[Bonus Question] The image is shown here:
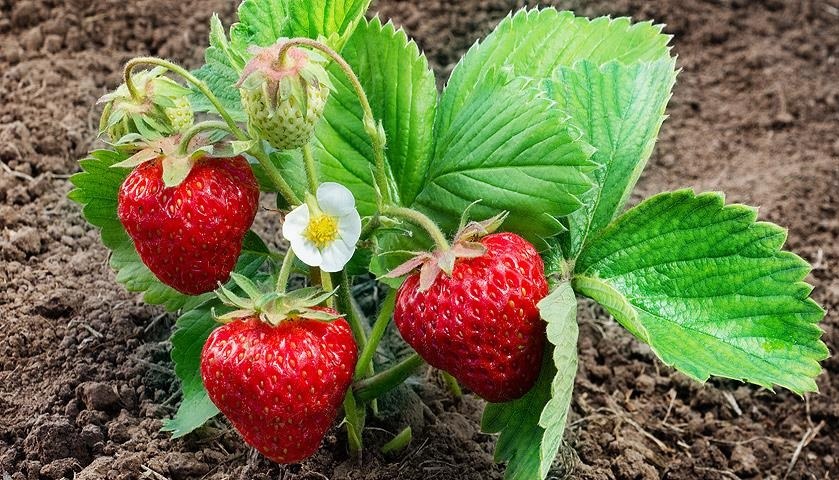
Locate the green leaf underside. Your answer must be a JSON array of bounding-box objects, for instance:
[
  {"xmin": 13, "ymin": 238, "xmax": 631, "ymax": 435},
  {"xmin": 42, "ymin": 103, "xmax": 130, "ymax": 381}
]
[
  {"xmin": 550, "ymin": 58, "xmax": 677, "ymax": 257},
  {"xmin": 295, "ymin": 17, "xmax": 436, "ymax": 215},
  {"xmin": 574, "ymin": 190, "xmax": 827, "ymax": 394},
  {"xmin": 483, "ymin": 282, "xmax": 579, "ymax": 480},
  {"xmin": 414, "ymin": 75, "xmax": 595, "ymax": 244},
  {"xmin": 161, "ymin": 307, "xmax": 220, "ymax": 437},
  {"xmin": 69, "ymin": 150, "xmax": 272, "ymax": 312},
  {"xmin": 192, "ymin": 0, "xmax": 370, "ymax": 123}
]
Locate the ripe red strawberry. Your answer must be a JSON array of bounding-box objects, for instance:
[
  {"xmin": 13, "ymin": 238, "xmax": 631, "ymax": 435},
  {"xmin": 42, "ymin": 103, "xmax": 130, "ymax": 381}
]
[
  {"xmin": 117, "ymin": 155, "xmax": 259, "ymax": 295},
  {"xmin": 394, "ymin": 232, "xmax": 548, "ymax": 403},
  {"xmin": 201, "ymin": 310, "xmax": 357, "ymax": 464}
]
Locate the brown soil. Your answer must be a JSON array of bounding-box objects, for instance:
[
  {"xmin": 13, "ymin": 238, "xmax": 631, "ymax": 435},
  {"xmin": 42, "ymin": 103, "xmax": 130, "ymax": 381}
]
[{"xmin": 1, "ymin": 0, "xmax": 837, "ymax": 479}]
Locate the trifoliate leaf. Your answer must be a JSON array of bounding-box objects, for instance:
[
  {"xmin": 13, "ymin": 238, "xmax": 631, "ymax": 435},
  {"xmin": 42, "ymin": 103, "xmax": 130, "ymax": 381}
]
[
  {"xmin": 483, "ymin": 282, "xmax": 578, "ymax": 480},
  {"xmin": 549, "ymin": 58, "xmax": 677, "ymax": 258},
  {"xmin": 574, "ymin": 190, "xmax": 828, "ymax": 394}
]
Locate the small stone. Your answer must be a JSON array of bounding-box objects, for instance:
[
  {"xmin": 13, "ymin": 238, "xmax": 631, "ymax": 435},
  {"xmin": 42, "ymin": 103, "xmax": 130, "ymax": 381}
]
[
  {"xmin": 40, "ymin": 458, "xmax": 79, "ymax": 480},
  {"xmin": 165, "ymin": 452, "xmax": 210, "ymax": 479},
  {"xmin": 10, "ymin": 227, "xmax": 41, "ymax": 257},
  {"xmin": 731, "ymin": 444, "xmax": 759, "ymax": 476},
  {"xmin": 21, "ymin": 26, "xmax": 43, "ymax": 52},
  {"xmin": 42, "ymin": 34, "xmax": 63, "ymax": 54},
  {"xmin": 76, "ymin": 382, "xmax": 120, "ymax": 412}
]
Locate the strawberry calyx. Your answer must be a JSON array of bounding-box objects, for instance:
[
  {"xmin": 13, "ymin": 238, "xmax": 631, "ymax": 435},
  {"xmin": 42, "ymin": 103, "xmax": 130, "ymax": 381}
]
[
  {"xmin": 237, "ymin": 40, "xmax": 334, "ymax": 114},
  {"xmin": 98, "ymin": 66, "xmax": 194, "ymax": 141},
  {"xmin": 215, "ymin": 273, "xmax": 342, "ymax": 327},
  {"xmin": 109, "ymin": 128, "xmax": 255, "ymax": 188},
  {"xmin": 385, "ymin": 211, "xmax": 509, "ymax": 291}
]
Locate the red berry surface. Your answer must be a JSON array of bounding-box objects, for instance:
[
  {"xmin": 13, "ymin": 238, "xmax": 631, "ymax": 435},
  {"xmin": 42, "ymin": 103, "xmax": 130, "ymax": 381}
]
[
  {"xmin": 394, "ymin": 232, "xmax": 549, "ymax": 403},
  {"xmin": 201, "ymin": 311, "xmax": 357, "ymax": 464},
  {"xmin": 117, "ymin": 156, "xmax": 259, "ymax": 295}
]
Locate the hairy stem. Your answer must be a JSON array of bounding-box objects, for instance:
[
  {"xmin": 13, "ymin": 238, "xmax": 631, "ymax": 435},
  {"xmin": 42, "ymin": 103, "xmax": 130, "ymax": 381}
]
[
  {"xmin": 354, "ymin": 289, "xmax": 396, "ymax": 379},
  {"xmin": 320, "ymin": 270, "xmax": 335, "ymax": 309},
  {"xmin": 337, "ymin": 271, "xmax": 367, "ymax": 350},
  {"xmin": 248, "ymin": 143, "xmax": 300, "ymax": 206},
  {"xmin": 381, "ymin": 205, "xmax": 450, "ymax": 251},
  {"xmin": 353, "ymin": 354, "xmax": 425, "ymax": 403},
  {"xmin": 277, "ymin": 39, "xmax": 390, "ymax": 205},
  {"xmin": 442, "ymin": 372, "xmax": 463, "ymax": 399},
  {"xmin": 275, "ymin": 249, "xmax": 296, "ymax": 294},
  {"xmin": 302, "ymin": 143, "xmax": 319, "ymax": 194},
  {"xmin": 123, "ymin": 57, "xmax": 246, "ymax": 141},
  {"xmin": 176, "ymin": 120, "xmax": 232, "ymax": 155}
]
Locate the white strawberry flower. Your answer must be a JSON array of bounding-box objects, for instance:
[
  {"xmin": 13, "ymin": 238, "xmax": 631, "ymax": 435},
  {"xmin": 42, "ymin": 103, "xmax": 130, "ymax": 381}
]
[{"xmin": 282, "ymin": 182, "xmax": 362, "ymax": 272}]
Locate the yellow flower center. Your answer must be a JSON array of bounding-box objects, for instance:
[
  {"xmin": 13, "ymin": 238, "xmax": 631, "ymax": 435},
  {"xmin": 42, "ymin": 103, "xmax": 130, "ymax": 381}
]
[{"xmin": 304, "ymin": 214, "xmax": 339, "ymax": 249}]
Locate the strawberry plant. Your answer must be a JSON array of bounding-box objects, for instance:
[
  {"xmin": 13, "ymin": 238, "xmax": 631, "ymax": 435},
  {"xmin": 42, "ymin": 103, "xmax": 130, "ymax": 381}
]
[{"xmin": 70, "ymin": 1, "xmax": 828, "ymax": 478}]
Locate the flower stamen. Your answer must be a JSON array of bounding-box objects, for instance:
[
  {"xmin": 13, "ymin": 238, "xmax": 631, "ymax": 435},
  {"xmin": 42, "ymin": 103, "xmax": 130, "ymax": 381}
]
[{"xmin": 304, "ymin": 214, "xmax": 339, "ymax": 249}]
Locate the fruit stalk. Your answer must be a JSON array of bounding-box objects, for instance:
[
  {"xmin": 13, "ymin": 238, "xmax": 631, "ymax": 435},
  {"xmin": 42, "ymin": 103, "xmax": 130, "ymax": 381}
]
[
  {"xmin": 354, "ymin": 289, "xmax": 396, "ymax": 379},
  {"xmin": 276, "ymin": 38, "xmax": 390, "ymax": 205},
  {"xmin": 275, "ymin": 249, "xmax": 297, "ymax": 294},
  {"xmin": 176, "ymin": 120, "xmax": 233, "ymax": 155},
  {"xmin": 380, "ymin": 204, "xmax": 450, "ymax": 252},
  {"xmin": 302, "ymin": 143, "xmax": 319, "ymax": 194},
  {"xmin": 248, "ymin": 142, "xmax": 300, "ymax": 205},
  {"xmin": 123, "ymin": 57, "xmax": 247, "ymax": 142},
  {"xmin": 353, "ymin": 353, "xmax": 424, "ymax": 402}
]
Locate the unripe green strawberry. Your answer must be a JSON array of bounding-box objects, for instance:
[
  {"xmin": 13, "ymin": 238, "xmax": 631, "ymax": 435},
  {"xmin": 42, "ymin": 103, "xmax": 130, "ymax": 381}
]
[
  {"xmin": 393, "ymin": 232, "xmax": 549, "ymax": 403},
  {"xmin": 99, "ymin": 67, "xmax": 194, "ymax": 141},
  {"xmin": 238, "ymin": 41, "xmax": 333, "ymax": 151}
]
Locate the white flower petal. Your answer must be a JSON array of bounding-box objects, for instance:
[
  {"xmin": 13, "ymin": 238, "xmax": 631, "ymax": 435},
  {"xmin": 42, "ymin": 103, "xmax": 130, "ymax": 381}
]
[
  {"xmin": 290, "ymin": 238, "xmax": 323, "ymax": 268},
  {"xmin": 282, "ymin": 204, "xmax": 310, "ymax": 240},
  {"xmin": 320, "ymin": 237, "xmax": 355, "ymax": 272},
  {"xmin": 338, "ymin": 209, "xmax": 362, "ymax": 245},
  {"xmin": 317, "ymin": 182, "xmax": 356, "ymax": 216}
]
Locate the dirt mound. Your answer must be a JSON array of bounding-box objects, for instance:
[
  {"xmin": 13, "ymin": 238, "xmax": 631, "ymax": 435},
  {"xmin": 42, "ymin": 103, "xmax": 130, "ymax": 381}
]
[{"xmin": 1, "ymin": 0, "xmax": 836, "ymax": 479}]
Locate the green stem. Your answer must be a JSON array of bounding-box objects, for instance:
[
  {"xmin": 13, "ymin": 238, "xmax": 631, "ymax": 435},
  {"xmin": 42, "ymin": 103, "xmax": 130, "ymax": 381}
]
[
  {"xmin": 302, "ymin": 143, "xmax": 319, "ymax": 194},
  {"xmin": 275, "ymin": 249, "xmax": 296, "ymax": 294},
  {"xmin": 354, "ymin": 289, "xmax": 396, "ymax": 379},
  {"xmin": 442, "ymin": 372, "xmax": 463, "ymax": 399},
  {"xmin": 381, "ymin": 205, "xmax": 450, "ymax": 251},
  {"xmin": 277, "ymin": 39, "xmax": 390, "ymax": 205},
  {"xmin": 342, "ymin": 391, "xmax": 364, "ymax": 459},
  {"xmin": 359, "ymin": 215, "xmax": 380, "ymax": 242},
  {"xmin": 380, "ymin": 427, "xmax": 412, "ymax": 455},
  {"xmin": 337, "ymin": 271, "xmax": 367, "ymax": 349},
  {"xmin": 123, "ymin": 57, "xmax": 246, "ymax": 141},
  {"xmin": 353, "ymin": 354, "xmax": 425, "ymax": 403},
  {"xmin": 249, "ymin": 144, "xmax": 300, "ymax": 206},
  {"xmin": 177, "ymin": 120, "xmax": 232, "ymax": 155},
  {"xmin": 320, "ymin": 270, "xmax": 335, "ymax": 309}
]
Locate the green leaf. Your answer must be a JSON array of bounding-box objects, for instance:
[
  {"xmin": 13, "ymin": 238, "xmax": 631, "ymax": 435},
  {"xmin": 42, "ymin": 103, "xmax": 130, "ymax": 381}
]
[
  {"xmin": 413, "ymin": 76, "xmax": 595, "ymax": 244},
  {"xmin": 236, "ymin": 0, "xmax": 291, "ymax": 46},
  {"xmin": 161, "ymin": 307, "xmax": 220, "ymax": 438},
  {"xmin": 439, "ymin": 8, "xmax": 672, "ymax": 136},
  {"xmin": 574, "ymin": 190, "xmax": 828, "ymax": 394},
  {"xmin": 191, "ymin": 14, "xmax": 248, "ymax": 122},
  {"xmin": 288, "ymin": 0, "xmax": 372, "ymax": 46},
  {"xmin": 483, "ymin": 282, "xmax": 578, "ymax": 480},
  {"xmin": 70, "ymin": 150, "xmax": 273, "ymax": 312},
  {"xmin": 276, "ymin": 17, "xmax": 438, "ymax": 215},
  {"xmin": 549, "ymin": 58, "xmax": 677, "ymax": 257}
]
